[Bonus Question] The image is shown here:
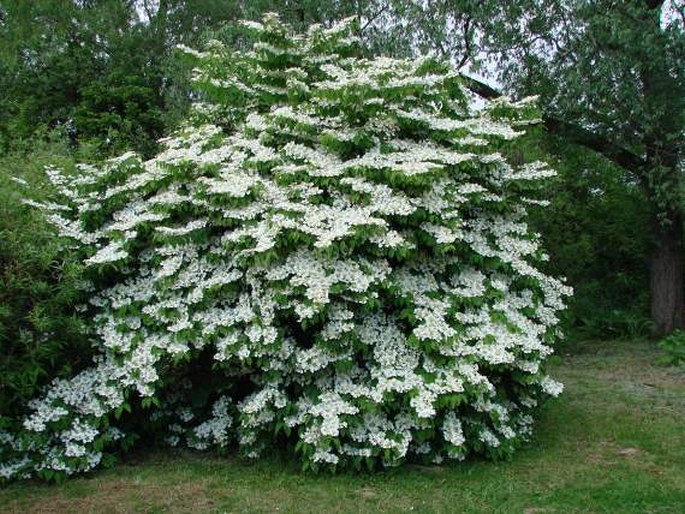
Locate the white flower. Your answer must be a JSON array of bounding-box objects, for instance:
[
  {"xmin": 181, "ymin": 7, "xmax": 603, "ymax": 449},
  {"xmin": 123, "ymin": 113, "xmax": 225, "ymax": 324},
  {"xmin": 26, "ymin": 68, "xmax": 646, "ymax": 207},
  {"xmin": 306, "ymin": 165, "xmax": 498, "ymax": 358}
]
[
  {"xmin": 540, "ymin": 376, "xmax": 564, "ymax": 397},
  {"xmin": 7, "ymin": 13, "xmax": 569, "ymax": 479},
  {"xmin": 442, "ymin": 412, "xmax": 465, "ymax": 447}
]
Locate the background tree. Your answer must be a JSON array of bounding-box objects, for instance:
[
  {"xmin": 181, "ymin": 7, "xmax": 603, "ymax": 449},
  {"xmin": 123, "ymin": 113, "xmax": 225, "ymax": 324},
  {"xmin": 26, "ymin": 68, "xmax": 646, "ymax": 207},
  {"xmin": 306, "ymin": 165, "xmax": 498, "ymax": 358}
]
[
  {"xmin": 367, "ymin": 0, "xmax": 684, "ymax": 335},
  {"xmin": 0, "ymin": 0, "xmax": 361, "ymax": 155},
  {"xmin": 0, "ymin": 0, "xmax": 163, "ymax": 154}
]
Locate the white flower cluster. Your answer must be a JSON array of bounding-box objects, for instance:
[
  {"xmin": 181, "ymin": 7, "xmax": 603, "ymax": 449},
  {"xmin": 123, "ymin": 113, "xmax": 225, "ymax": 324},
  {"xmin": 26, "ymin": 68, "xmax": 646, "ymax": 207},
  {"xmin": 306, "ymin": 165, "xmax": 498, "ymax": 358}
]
[
  {"xmin": 1, "ymin": 14, "xmax": 570, "ymax": 480},
  {"xmin": 187, "ymin": 396, "xmax": 233, "ymax": 450}
]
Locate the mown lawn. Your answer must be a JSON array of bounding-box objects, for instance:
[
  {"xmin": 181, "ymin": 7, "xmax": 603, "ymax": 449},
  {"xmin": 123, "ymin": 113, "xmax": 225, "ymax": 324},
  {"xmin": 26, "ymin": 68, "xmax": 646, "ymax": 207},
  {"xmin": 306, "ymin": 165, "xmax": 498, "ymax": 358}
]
[{"xmin": 1, "ymin": 339, "xmax": 683, "ymax": 513}]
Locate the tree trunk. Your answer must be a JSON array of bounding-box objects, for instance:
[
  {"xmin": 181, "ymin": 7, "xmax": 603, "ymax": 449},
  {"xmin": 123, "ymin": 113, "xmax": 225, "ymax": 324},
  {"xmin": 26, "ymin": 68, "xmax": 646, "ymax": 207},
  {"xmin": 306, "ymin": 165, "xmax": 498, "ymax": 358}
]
[{"xmin": 650, "ymin": 210, "xmax": 685, "ymax": 336}]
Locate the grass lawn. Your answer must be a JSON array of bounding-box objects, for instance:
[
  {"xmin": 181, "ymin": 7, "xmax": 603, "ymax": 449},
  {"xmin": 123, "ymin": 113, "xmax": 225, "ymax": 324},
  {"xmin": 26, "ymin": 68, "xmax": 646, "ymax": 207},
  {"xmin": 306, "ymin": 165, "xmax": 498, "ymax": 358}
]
[{"xmin": 1, "ymin": 339, "xmax": 683, "ymax": 513}]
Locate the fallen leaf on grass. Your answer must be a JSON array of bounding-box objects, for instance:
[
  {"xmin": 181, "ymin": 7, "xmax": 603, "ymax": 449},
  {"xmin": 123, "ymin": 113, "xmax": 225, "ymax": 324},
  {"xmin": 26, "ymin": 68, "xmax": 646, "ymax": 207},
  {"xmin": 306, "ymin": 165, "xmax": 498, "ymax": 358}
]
[{"xmin": 617, "ymin": 447, "xmax": 643, "ymax": 457}]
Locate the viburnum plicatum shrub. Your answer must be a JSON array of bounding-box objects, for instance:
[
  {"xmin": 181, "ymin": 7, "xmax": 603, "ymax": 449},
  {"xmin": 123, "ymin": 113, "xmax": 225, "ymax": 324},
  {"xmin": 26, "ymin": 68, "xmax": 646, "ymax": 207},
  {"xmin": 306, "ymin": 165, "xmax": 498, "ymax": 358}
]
[{"xmin": 1, "ymin": 14, "xmax": 571, "ymax": 480}]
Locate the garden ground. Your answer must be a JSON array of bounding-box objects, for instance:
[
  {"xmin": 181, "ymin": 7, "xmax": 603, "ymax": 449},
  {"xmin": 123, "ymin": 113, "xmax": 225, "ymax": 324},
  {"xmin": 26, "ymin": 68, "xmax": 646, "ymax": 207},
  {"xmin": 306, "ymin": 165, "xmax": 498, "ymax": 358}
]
[{"xmin": 1, "ymin": 338, "xmax": 683, "ymax": 513}]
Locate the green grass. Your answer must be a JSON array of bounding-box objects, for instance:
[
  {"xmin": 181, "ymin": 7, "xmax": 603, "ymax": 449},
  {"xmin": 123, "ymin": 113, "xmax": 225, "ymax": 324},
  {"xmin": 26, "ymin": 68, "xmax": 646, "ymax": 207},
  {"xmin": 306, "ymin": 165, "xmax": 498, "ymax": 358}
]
[{"xmin": 1, "ymin": 339, "xmax": 684, "ymax": 513}]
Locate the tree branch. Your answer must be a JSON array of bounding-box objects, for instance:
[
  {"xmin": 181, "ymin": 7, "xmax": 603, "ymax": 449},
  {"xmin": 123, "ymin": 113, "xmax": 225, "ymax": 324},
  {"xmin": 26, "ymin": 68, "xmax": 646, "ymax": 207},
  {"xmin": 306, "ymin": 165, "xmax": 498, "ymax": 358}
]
[
  {"xmin": 543, "ymin": 118, "xmax": 645, "ymax": 173},
  {"xmin": 361, "ymin": 2, "xmax": 390, "ymax": 32},
  {"xmin": 460, "ymin": 75, "xmax": 646, "ymax": 173},
  {"xmin": 460, "ymin": 75, "xmax": 500, "ymax": 98},
  {"xmin": 456, "ymin": 16, "xmax": 473, "ymax": 69}
]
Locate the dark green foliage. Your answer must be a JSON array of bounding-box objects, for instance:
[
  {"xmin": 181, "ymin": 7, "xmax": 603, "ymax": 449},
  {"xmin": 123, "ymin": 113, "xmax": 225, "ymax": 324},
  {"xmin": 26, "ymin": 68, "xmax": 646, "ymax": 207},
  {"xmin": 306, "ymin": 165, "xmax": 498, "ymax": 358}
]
[
  {"xmin": 494, "ymin": 127, "xmax": 652, "ymax": 339},
  {"xmin": 0, "ymin": 0, "xmax": 362, "ymax": 157},
  {"xmin": 658, "ymin": 330, "xmax": 685, "ymax": 366},
  {"xmin": 73, "ymin": 72, "xmax": 166, "ymax": 157},
  {"xmin": 0, "ymin": 1, "xmax": 146, "ymax": 154},
  {"xmin": 0, "ymin": 145, "xmax": 92, "ymax": 418},
  {"xmin": 527, "ymin": 137, "xmax": 653, "ymax": 339}
]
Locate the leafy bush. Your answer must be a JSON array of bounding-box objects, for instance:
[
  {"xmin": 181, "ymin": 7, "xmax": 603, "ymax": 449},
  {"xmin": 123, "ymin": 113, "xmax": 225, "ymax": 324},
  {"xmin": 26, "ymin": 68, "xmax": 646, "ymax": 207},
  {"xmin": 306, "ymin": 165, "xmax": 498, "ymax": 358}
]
[
  {"xmin": 0, "ymin": 145, "xmax": 92, "ymax": 419},
  {"xmin": 0, "ymin": 15, "xmax": 570, "ymax": 481},
  {"xmin": 658, "ymin": 330, "xmax": 685, "ymax": 366}
]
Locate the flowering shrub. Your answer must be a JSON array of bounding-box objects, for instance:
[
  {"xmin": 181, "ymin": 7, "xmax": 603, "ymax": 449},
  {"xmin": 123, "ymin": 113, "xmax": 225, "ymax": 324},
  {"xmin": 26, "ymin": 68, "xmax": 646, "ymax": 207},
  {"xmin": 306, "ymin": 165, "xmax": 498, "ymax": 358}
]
[{"xmin": 0, "ymin": 14, "xmax": 571, "ymax": 480}]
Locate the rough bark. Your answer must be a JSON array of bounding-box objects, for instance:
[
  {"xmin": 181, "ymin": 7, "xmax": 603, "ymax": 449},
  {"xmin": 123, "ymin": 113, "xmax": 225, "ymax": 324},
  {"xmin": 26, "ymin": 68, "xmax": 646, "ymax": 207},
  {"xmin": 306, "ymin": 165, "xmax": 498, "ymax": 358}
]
[{"xmin": 649, "ymin": 210, "xmax": 685, "ymax": 336}]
